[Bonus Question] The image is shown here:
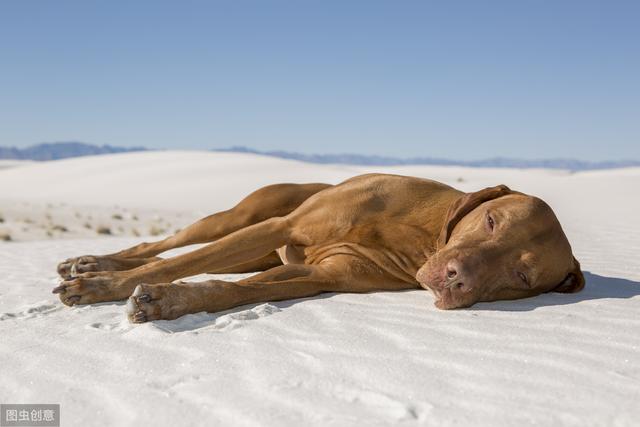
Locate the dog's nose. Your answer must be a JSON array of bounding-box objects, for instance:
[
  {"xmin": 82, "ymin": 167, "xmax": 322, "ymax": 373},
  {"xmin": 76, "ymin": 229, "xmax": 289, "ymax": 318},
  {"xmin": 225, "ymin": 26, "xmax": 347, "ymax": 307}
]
[
  {"xmin": 445, "ymin": 259, "xmax": 461, "ymax": 280},
  {"xmin": 444, "ymin": 259, "xmax": 470, "ymax": 291}
]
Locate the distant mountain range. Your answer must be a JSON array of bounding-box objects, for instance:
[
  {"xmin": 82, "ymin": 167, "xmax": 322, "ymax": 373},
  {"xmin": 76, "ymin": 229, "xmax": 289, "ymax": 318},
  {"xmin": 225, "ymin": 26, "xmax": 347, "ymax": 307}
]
[
  {"xmin": 0, "ymin": 142, "xmax": 146, "ymax": 161},
  {"xmin": 1, "ymin": 142, "xmax": 638, "ymax": 171},
  {"xmin": 214, "ymin": 146, "xmax": 640, "ymax": 171}
]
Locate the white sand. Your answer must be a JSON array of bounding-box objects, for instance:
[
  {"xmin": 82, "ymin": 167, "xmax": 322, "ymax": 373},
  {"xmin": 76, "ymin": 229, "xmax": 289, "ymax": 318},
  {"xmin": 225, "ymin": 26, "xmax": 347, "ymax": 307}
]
[
  {"xmin": 0, "ymin": 160, "xmax": 32, "ymax": 170},
  {"xmin": 0, "ymin": 151, "xmax": 638, "ymax": 426}
]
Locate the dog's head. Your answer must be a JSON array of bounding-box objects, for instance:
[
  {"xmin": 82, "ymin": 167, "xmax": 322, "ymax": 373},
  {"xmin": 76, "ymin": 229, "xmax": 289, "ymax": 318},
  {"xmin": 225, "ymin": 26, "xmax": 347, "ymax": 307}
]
[{"xmin": 416, "ymin": 185, "xmax": 584, "ymax": 309}]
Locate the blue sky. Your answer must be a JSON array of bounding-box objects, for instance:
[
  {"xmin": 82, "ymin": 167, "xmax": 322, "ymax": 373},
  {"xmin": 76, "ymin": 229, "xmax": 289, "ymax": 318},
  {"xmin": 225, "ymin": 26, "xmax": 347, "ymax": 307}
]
[{"xmin": 1, "ymin": 1, "xmax": 638, "ymax": 160}]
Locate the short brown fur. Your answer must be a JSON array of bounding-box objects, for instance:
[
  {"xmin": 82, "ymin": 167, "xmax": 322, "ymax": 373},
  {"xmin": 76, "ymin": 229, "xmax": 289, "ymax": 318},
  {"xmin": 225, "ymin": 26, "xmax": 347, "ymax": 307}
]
[{"xmin": 54, "ymin": 174, "xmax": 584, "ymax": 321}]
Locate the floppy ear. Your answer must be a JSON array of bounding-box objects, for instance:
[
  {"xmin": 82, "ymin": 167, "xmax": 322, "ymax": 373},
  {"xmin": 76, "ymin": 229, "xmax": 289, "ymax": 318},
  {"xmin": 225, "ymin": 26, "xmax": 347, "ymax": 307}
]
[
  {"xmin": 437, "ymin": 184, "xmax": 512, "ymax": 248},
  {"xmin": 552, "ymin": 257, "xmax": 586, "ymax": 293}
]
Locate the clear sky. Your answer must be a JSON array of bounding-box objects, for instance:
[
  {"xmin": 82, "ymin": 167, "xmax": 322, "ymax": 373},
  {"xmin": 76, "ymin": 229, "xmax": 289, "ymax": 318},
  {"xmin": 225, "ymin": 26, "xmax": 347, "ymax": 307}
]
[{"xmin": 1, "ymin": 1, "xmax": 638, "ymax": 160}]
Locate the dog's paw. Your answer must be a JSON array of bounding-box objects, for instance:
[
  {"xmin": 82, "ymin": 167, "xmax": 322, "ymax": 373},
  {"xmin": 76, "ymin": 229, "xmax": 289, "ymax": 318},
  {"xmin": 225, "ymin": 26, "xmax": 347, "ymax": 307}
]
[
  {"xmin": 57, "ymin": 255, "xmax": 149, "ymax": 280},
  {"xmin": 57, "ymin": 256, "xmax": 100, "ymax": 279},
  {"xmin": 52, "ymin": 271, "xmax": 130, "ymax": 306},
  {"xmin": 126, "ymin": 283, "xmax": 188, "ymax": 323}
]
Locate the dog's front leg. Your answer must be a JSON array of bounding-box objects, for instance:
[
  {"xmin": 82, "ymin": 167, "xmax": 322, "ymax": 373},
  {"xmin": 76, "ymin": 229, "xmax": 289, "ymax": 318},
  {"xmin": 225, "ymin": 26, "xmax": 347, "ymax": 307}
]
[
  {"xmin": 126, "ymin": 263, "xmax": 337, "ymax": 322},
  {"xmin": 126, "ymin": 257, "xmax": 416, "ymax": 322}
]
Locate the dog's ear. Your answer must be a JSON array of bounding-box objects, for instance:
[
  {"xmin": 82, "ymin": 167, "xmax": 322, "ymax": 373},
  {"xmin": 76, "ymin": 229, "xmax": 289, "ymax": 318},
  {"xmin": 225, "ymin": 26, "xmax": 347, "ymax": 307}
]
[
  {"xmin": 551, "ymin": 257, "xmax": 585, "ymax": 293},
  {"xmin": 437, "ymin": 184, "xmax": 513, "ymax": 247}
]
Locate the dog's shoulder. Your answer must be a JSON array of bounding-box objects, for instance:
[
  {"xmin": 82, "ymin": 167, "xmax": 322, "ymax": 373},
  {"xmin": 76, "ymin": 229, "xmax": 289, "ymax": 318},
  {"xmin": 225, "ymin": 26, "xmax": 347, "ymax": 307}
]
[{"xmin": 340, "ymin": 173, "xmax": 458, "ymax": 195}]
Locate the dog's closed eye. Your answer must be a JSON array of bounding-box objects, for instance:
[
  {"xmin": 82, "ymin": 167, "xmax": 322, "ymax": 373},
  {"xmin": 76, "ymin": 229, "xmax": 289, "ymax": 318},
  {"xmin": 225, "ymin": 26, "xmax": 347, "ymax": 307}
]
[
  {"xmin": 517, "ymin": 271, "xmax": 529, "ymax": 287},
  {"xmin": 487, "ymin": 213, "xmax": 495, "ymax": 231}
]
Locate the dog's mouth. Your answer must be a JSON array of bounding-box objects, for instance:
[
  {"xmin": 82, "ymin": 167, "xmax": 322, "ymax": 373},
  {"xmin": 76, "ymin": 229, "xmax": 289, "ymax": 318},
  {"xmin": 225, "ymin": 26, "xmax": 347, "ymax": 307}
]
[
  {"xmin": 420, "ymin": 279, "xmax": 471, "ymax": 310},
  {"xmin": 429, "ymin": 288, "xmax": 442, "ymax": 300},
  {"xmin": 416, "ymin": 265, "xmax": 444, "ymax": 299},
  {"xmin": 419, "ymin": 280, "xmax": 446, "ymax": 305},
  {"xmin": 427, "ymin": 285, "xmax": 451, "ymax": 309},
  {"xmin": 428, "ymin": 287, "xmax": 443, "ymax": 307},
  {"xmin": 425, "ymin": 284, "xmax": 441, "ymax": 299}
]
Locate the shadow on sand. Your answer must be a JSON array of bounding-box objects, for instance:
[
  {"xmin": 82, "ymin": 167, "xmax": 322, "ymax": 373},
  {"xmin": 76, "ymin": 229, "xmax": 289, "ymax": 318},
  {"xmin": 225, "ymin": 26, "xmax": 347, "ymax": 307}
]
[
  {"xmin": 471, "ymin": 272, "xmax": 640, "ymax": 312},
  {"xmin": 149, "ymin": 293, "xmax": 336, "ymax": 333}
]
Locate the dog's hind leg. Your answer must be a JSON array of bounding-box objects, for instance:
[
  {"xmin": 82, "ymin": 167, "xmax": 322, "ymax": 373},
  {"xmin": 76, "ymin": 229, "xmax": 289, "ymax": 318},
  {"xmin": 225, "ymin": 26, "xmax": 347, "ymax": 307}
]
[
  {"xmin": 57, "ymin": 255, "xmax": 162, "ymax": 278},
  {"xmin": 54, "ymin": 216, "xmax": 296, "ymax": 305},
  {"xmin": 57, "ymin": 182, "xmax": 331, "ymax": 278},
  {"xmin": 111, "ymin": 183, "xmax": 331, "ymax": 259}
]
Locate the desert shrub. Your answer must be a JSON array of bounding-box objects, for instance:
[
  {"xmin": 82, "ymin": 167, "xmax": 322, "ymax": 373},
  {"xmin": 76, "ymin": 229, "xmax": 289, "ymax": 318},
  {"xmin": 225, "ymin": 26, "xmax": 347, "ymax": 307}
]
[
  {"xmin": 97, "ymin": 226, "xmax": 112, "ymax": 235},
  {"xmin": 149, "ymin": 225, "xmax": 165, "ymax": 236}
]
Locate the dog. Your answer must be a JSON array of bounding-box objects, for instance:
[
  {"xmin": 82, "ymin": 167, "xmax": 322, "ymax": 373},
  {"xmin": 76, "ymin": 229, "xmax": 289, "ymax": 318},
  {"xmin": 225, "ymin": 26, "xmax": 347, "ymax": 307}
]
[{"xmin": 54, "ymin": 173, "xmax": 584, "ymax": 322}]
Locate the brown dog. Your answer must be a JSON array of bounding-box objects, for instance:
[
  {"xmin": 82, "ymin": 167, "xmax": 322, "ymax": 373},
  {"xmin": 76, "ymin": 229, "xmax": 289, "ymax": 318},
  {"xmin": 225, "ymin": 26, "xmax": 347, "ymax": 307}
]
[{"xmin": 53, "ymin": 174, "xmax": 584, "ymax": 322}]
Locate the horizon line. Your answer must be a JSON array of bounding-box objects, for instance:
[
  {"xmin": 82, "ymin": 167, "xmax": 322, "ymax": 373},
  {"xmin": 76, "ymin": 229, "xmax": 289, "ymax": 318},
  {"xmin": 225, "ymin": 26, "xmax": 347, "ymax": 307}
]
[{"xmin": 1, "ymin": 141, "xmax": 639, "ymax": 164}]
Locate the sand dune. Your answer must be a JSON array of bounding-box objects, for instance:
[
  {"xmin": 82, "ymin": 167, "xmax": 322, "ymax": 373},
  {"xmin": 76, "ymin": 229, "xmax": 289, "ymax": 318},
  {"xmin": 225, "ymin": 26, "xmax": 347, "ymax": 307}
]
[
  {"xmin": 0, "ymin": 151, "xmax": 638, "ymax": 426},
  {"xmin": 0, "ymin": 151, "xmax": 355, "ymax": 211},
  {"xmin": 0, "ymin": 159, "xmax": 32, "ymax": 170}
]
